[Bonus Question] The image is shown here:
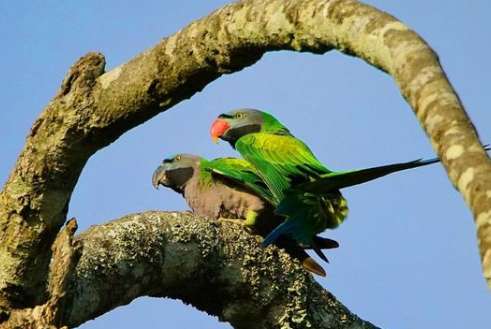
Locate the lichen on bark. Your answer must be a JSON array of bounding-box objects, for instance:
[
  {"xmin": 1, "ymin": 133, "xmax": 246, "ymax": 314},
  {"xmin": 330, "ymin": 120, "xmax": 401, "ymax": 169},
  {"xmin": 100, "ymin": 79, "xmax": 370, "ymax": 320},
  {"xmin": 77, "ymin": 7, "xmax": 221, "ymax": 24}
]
[{"xmin": 62, "ymin": 212, "xmax": 376, "ymax": 329}]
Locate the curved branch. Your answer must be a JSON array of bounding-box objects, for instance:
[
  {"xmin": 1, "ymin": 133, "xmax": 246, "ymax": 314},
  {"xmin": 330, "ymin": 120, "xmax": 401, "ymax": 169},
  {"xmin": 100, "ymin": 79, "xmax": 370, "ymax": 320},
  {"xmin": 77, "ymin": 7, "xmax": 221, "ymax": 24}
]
[
  {"xmin": 2, "ymin": 212, "xmax": 379, "ymax": 328},
  {"xmin": 1, "ymin": 0, "xmax": 489, "ymax": 315},
  {"xmin": 64, "ymin": 212, "xmax": 376, "ymax": 328},
  {"xmin": 0, "ymin": 53, "xmax": 106, "ymax": 307}
]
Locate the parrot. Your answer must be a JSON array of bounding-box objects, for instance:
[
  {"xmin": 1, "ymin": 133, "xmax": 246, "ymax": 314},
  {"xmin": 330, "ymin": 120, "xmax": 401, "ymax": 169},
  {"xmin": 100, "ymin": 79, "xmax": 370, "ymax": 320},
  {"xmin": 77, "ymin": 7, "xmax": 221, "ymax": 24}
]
[
  {"xmin": 152, "ymin": 153, "xmax": 339, "ymax": 276},
  {"xmin": 209, "ymin": 108, "xmax": 448, "ymax": 249}
]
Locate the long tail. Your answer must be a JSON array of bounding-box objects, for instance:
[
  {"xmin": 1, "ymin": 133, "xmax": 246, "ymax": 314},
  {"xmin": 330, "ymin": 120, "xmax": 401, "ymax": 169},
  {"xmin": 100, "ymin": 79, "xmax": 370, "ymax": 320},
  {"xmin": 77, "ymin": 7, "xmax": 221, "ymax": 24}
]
[
  {"xmin": 297, "ymin": 158, "xmax": 438, "ymax": 194},
  {"xmin": 299, "ymin": 145, "xmax": 491, "ymax": 194}
]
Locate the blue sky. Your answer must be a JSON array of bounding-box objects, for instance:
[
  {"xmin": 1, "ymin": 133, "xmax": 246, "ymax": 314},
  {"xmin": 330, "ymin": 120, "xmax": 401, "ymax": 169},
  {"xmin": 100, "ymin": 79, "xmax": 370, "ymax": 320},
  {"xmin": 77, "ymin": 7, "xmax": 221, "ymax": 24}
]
[{"xmin": 1, "ymin": 1, "xmax": 490, "ymax": 328}]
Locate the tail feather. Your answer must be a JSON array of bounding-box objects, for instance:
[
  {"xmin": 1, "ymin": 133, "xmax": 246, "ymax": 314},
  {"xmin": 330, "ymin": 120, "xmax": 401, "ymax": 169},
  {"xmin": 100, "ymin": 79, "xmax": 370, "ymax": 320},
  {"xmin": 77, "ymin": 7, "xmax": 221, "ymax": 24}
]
[
  {"xmin": 302, "ymin": 257, "xmax": 326, "ymax": 277},
  {"xmin": 261, "ymin": 219, "xmax": 299, "ymax": 247},
  {"xmin": 297, "ymin": 157, "xmax": 439, "ymax": 194},
  {"xmin": 312, "ymin": 236, "xmax": 339, "ymax": 249},
  {"xmin": 274, "ymin": 237, "xmax": 327, "ymax": 277},
  {"xmin": 299, "ymin": 145, "xmax": 490, "ymax": 194},
  {"xmin": 312, "ymin": 242, "xmax": 329, "ymax": 263}
]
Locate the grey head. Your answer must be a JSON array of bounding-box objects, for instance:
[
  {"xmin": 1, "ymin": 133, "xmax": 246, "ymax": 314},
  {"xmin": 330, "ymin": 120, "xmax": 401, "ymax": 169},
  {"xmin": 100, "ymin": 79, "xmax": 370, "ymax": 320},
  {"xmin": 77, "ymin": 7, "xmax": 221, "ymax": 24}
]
[
  {"xmin": 152, "ymin": 154, "xmax": 202, "ymax": 193},
  {"xmin": 210, "ymin": 108, "xmax": 265, "ymax": 147}
]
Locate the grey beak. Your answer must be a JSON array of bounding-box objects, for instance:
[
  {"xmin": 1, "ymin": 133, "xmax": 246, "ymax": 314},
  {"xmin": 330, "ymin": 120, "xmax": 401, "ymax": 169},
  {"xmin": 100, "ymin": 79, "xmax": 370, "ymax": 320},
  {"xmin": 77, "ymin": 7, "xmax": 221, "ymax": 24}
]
[{"xmin": 152, "ymin": 166, "xmax": 167, "ymax": 189}]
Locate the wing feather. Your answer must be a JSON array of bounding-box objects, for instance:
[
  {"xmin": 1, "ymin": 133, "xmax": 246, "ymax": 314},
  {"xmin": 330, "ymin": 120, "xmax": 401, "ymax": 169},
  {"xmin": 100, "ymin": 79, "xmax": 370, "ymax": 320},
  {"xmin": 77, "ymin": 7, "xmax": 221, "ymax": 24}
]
[
  {"xmin": 204, "ymin": 157, "xmax": 275, "ymax": 204},
  {"xmin": 236, "ymin": 133, "xmax": 331, "ymax": 200}
]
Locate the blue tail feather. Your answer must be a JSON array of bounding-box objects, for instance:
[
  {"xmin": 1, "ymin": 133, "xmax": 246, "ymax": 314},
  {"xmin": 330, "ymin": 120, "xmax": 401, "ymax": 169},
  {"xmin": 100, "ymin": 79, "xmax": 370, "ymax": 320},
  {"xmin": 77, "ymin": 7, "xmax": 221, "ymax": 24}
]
[{"xmin": 262, "ymin": 219, "xmax": 299, "ymax": 247}]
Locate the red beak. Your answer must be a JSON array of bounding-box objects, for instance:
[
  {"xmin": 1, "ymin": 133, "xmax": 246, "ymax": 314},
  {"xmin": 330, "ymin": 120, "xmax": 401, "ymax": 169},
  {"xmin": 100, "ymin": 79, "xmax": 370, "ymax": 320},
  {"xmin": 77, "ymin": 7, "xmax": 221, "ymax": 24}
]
[{"xmin": 210, "ymin": 118, "xmax": 230, "ymax": 143}]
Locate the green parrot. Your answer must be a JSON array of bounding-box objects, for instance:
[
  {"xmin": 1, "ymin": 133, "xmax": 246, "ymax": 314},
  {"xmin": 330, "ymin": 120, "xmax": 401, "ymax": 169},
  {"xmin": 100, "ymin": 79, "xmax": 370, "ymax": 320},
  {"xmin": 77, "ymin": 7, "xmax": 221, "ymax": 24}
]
[
  {"xmin": 210, "ymin": 108, "xmax": 444, "ymax": 249},
  {"xmin": 152, "ymin": 153, "xmax": 339, "ymax": 276}
]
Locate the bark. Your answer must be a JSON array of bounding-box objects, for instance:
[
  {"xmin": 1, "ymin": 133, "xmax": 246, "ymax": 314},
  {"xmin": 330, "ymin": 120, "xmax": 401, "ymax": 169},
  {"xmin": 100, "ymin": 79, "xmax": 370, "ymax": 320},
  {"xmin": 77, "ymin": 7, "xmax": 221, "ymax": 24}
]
[
  {"xmin": 0, "ymin": 0, "xmax": 489, "ymax": 327},
  {"xmin": 3, "ymin": 213, "xmax": 379, "ymax": 329}
]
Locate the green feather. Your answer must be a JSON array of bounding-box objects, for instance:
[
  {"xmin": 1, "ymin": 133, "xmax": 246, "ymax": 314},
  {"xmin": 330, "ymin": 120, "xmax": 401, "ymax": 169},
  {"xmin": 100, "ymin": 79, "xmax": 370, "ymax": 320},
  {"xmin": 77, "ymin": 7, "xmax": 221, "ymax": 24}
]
[
  {"xmin": 232, "ymin": 114, "xmax": 348, "ymax": 245},
  {"xmin": 215, "ymin": 109, "xmax": 454, "ymax": 248},
  {"xmin": 195, "ymin": 159, "xmax": 214, "ymax": 187},
  {"xmin": 235, "ymin": 133, "xmax": 331, "ymax": 202},
  {"xmin": 296, "ymin": 157, "xmax": 440, "ymax": 193},
  {"xmin": 202, "ymin": 157, "xmax": 275, "ymax": 205}
]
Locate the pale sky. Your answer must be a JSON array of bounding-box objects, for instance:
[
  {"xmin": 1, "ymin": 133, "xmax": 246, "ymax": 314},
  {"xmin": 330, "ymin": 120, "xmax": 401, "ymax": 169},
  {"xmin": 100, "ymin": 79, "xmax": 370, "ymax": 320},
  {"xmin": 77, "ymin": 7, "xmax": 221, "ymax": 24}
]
[{"xmin": 1, "ymin": 1, "xmax": 490, "ymax": 328}]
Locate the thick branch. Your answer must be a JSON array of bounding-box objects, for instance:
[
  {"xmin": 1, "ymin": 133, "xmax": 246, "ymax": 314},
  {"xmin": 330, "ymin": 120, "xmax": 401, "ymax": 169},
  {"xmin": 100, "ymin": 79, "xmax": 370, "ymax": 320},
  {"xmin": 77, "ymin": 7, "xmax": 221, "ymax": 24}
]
[
  {"xmin": 4, "ymin": 219, "xmax": 81, "ymax": 329},
  {"xmin": 63, "ymin": 212, "xmax": 377, "ymax": 329},
  {"xmin": 0, "ymin": 53, "xmax": 106, "ymax": 307},
  {"xmin": 3, "ymin": 212, "xmax": 379, "ymax": 328},
  {"xmin": 1, "ymin": 0, "xmax": 490, "ymax": 315}
]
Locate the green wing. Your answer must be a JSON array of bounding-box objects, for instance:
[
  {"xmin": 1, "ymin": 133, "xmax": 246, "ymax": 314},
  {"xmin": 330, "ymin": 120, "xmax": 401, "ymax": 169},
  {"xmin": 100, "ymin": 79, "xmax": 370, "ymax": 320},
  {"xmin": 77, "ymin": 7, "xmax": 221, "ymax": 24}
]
[
  {"xmin": 203, "ymin": 157, "xmax": 275, "ymax": 204},
  {"xmin": 235, "ymin": 133, "xmax": 332, "ymax": 201},
  {"xmin": 296, "ymin": 157, "xmax": 440, "ymax": 194}
]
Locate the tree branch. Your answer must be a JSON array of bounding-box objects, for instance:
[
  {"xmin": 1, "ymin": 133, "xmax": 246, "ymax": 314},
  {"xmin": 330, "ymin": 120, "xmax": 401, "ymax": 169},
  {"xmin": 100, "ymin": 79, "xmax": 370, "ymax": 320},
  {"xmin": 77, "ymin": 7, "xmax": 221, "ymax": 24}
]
[
  {"xmin": 65, "ymin": 212, "xmax": 378, "ymax": 329},
  {"xmin": 0, "ymin": 53, "xmax": 106, "ymax": 307},
  {"xmin": 1, "ymin": 0, "xmax": 489, "ymax": 325},
  {"xmin": 4, "ymin": 219, "xmax": 81, "ymax": 329},
  {"xmin": 3, "ymin": 213, "xmax": 379, "ymax": 329}
]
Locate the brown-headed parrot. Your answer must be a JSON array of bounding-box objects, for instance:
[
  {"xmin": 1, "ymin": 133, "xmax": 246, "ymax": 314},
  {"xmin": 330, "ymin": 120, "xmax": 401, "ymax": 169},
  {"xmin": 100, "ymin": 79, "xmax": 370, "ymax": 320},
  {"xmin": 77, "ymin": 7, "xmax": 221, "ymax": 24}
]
[{"xmin": 152, "ymin": 153, "xmax": 339, "ymax": 276}]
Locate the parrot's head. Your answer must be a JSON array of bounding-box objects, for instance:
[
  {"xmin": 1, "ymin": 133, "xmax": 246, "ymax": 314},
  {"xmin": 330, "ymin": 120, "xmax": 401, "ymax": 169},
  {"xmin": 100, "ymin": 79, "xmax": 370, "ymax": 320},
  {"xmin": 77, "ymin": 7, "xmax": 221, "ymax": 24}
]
[
  {"xmin": 152, "ymin": 154, "xmax": 201, "ymax": 192},
  {"xmin": 210, "ymin": 108, "xmax": 287, "ymax": 147}
]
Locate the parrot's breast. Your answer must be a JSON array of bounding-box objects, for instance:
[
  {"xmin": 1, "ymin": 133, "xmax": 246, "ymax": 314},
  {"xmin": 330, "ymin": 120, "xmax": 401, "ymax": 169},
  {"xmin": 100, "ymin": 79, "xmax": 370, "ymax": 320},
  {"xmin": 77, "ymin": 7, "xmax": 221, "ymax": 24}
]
[{"xmin": 183, "ymin": 176, "xmax": 267, "ymax": 220}]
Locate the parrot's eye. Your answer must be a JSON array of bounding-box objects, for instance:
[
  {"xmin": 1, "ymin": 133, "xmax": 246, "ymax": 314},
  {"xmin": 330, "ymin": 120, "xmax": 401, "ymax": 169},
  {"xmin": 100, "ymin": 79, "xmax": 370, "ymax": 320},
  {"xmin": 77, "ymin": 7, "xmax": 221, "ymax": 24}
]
[
  {"xmin": 235, "ymin": 112, "xmax": 245, "ymax": 119},
  {"xmin": 175, "ymin": 155, "xmax": 181, "ymax": 161}
]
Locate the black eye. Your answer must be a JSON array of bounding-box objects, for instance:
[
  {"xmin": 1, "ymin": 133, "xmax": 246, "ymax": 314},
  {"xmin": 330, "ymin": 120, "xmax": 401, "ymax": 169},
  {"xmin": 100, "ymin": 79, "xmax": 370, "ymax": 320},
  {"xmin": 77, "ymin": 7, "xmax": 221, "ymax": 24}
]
[
  {"xmin": 175, "ymin": 155, "xmax": 181, "ymax": 161},
  {"xmin": 235, "ymin": 112, "xmax": 245, "ymax": 119}
]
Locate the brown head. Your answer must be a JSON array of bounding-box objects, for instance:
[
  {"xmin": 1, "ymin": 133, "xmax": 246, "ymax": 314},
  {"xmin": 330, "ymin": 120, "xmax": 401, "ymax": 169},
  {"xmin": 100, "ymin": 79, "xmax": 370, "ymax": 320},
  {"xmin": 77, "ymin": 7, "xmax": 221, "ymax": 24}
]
[{"xmin": 152, "ymin": 154, "xmax": 202, "ymax": 193}]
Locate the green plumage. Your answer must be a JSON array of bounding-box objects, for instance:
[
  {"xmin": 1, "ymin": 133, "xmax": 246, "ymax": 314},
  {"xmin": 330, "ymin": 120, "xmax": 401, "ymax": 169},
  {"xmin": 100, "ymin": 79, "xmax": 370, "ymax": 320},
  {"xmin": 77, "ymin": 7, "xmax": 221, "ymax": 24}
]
[
  {"xmin": 205, "ymin": 156, "xmax": 340, "ymax": 262},
  {"xmin": 212, "ymin": 108, "xmax": 441, "ymax": 250},
  {"xmin": 203, "ymin": 157, "xmax": 275, "ymax": 205},
  {"xmin": 152, "ymin": 153, "xmax": 338, "ymax": 276},
  {"xmin": 233, "ymin": 117, "xmax": 347, "ymax": 247}
]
